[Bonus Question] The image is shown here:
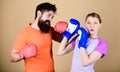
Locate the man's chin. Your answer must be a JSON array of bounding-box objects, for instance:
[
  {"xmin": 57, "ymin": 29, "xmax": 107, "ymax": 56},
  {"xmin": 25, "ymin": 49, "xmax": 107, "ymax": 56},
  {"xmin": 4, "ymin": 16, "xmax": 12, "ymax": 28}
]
[
  {"xmin": 41, "ymin": 30, "xmax": 50, "ymax": 33},
  {"xmin": 38, "ymin": 20, "xmax": 51, "ymax": 33},
  {"xmin": 40, "ymin": 26, "xmax": 50, "ymax": 33}
]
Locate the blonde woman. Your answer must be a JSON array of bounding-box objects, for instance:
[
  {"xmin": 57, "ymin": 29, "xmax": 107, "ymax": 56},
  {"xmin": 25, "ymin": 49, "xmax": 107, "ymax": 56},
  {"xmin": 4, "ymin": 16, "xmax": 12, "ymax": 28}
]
[{"xmin": 57, "ymin": 12, "xmax": 108, "ymax": 72}]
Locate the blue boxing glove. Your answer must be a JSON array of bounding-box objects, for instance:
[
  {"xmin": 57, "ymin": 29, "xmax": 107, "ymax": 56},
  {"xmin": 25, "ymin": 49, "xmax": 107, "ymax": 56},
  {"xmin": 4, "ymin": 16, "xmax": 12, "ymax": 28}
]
[
  {"xmin": 63, "ymin": 18, "xmax": 80, "ymax": 40},
  {"xmin": 77, "ymin": 27, "xmax": 88, "ymax": 48}
]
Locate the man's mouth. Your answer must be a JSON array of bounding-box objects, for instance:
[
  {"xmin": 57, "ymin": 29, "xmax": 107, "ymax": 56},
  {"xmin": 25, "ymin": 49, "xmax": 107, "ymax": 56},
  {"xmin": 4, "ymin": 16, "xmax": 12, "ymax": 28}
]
[{"xmin": 44, "ymin": 20, "xmax": 50, "ymax": 25}]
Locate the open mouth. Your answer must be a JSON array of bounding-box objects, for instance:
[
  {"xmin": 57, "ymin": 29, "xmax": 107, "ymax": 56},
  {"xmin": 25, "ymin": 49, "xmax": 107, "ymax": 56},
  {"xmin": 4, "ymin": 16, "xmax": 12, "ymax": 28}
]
[{"xmin": 90, "ymin": 29, "xmax": 94, "ymax": 31}]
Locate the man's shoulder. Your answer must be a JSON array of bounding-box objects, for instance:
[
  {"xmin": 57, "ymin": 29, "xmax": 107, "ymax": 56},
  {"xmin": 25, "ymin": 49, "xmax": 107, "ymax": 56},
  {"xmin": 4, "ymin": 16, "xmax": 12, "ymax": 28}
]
[{"xmin": 19, "ymin": 25, "xmax": 31, "ymax": 34}]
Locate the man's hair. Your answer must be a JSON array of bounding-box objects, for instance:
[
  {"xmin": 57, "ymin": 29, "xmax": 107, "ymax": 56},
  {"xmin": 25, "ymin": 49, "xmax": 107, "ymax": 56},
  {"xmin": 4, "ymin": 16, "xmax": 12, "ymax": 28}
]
[{"xmin": 35, "ymin": 2, "xmax": 57, "ymax": 19}]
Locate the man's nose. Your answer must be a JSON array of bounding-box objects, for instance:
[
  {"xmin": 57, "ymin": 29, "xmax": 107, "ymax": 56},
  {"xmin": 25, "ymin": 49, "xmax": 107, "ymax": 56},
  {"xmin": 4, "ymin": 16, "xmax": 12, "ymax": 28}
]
[{"xmin": 47, "ymin": 18, "xmax": 52, "ymax": 21}]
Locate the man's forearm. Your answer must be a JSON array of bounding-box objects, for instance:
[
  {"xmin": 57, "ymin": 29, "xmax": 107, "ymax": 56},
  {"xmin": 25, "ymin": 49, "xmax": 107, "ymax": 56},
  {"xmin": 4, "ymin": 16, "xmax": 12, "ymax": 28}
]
[{"xmin": 10, "ymin": 50, "xmax": 21, "ymax": 62}]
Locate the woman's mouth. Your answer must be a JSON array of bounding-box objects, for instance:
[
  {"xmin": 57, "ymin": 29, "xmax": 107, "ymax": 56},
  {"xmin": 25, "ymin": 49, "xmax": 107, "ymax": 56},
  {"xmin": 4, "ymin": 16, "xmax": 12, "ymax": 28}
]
[{"xmin": 90, "ymin": 29, "xmax": 94, "ymax": 31}]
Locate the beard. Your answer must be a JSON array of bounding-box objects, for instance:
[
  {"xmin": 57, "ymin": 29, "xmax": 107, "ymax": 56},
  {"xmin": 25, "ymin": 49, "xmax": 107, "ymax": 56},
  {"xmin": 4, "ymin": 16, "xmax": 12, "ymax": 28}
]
[{"xmin": 38, "ymin": 20, "xmax": 51, "ymax": 33}]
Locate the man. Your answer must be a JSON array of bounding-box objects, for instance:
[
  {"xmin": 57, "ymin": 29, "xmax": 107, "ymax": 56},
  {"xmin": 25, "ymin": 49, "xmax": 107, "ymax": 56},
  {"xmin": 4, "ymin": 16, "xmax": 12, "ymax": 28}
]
[{"xmin": 10, "ymin": 2, "xmax": 66, "ymax": 72}]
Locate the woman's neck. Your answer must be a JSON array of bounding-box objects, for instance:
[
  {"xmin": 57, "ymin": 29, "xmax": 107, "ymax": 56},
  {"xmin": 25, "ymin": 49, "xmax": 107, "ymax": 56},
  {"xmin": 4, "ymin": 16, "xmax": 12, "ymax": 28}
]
[{"xmin": 89, "ymin": 34, "xmax": 98, "ymax": 38}]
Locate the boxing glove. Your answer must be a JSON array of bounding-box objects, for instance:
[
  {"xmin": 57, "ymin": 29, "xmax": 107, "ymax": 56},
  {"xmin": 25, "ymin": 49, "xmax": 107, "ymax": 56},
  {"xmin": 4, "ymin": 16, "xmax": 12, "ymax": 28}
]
[
  {"xmin": 78, "ymin": 27, "xmax": 88, "ymax": 48},
  {"xmin": 19, "ymin": 43, "xmax": 38, "ymax": 59},
  {"xmin": 63, "ymin": 18, "xmax": 80, "ymax": 40},
  {"xmin": 54, "ymin": 21, "xmax": 68, "ymax": 33}
]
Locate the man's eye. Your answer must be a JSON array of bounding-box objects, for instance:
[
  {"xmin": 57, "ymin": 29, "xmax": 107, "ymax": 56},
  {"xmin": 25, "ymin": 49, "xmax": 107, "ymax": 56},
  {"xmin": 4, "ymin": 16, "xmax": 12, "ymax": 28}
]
[
  {"xmin": 51, "ymin": 16, "xmax": 54, "ymax": 19},
  {"xmin": 48, "ymin": 14, "xmax": 51, "ymax": 17}
]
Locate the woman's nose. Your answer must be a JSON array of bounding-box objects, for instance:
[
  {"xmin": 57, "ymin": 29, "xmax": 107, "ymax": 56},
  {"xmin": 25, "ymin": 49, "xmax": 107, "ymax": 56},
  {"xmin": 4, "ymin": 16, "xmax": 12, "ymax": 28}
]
[{"xmin": 90, "ymin": 24, "xmax": 94, "ymax": 28}]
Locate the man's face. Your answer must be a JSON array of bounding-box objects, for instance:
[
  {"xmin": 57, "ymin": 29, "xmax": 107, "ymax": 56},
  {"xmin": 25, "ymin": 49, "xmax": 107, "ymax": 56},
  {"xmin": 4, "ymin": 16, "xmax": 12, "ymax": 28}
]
[
  {"xmin": 40, "ymin": 11, "xmax": 55, "ymax": 22},
  {"xmin": 38, "ymin": 11, "xmax": 55, "ymax": 33}
]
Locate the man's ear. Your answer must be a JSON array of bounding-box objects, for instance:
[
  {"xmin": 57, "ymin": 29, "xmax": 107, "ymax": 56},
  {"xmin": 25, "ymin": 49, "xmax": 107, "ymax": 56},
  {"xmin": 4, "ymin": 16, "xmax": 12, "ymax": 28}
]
[{"xmin": 37, "ymin": 10, "xmax": 42, "ymax": 17}]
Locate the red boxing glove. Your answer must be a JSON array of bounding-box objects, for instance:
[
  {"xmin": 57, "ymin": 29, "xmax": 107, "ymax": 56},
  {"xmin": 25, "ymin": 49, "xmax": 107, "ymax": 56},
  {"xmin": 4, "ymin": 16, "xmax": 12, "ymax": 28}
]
[
  {"xmin": 54, "ymin": 21, "xmax": 68, "ymax": 33},
  {"xmin": 19, "ymin": 44, "xmax": 38, "ymax": 59}
]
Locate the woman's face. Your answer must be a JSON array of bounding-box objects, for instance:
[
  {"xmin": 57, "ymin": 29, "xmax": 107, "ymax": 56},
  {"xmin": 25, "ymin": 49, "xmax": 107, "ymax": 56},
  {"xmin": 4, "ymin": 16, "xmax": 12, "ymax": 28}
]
[{"xmin": 85, "ymin": 16, "xmax": 101, "ymax": 36}]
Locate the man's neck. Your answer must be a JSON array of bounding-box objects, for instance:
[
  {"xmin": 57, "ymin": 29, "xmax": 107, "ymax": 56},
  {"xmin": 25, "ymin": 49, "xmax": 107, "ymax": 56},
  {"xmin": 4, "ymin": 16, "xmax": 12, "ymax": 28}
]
[
  {"xmin": 31, "ymin": 23, "xmax": 39, "ymax": 30},
  {"xmin": 31, "ymin": 17, "xmax": 40, "ymax": 30}
]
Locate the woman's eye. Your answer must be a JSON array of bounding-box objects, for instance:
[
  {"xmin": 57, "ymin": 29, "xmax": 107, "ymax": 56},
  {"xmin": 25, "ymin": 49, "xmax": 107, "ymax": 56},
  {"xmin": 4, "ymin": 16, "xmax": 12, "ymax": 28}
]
[
  {"xmin": 94, "ymin": 22, "xmax": 98, "ymax": 24},
  {"xmin": 48, "ymin": 14, "xmax": 50, "ymax": 17},
  {"xmin": 87, "ymin": 22, "xmax": 91, "ymax": 24}
]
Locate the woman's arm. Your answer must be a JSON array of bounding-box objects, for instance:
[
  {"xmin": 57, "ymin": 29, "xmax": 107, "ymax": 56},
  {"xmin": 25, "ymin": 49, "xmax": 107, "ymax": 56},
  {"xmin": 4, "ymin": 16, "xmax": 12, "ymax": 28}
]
[
  {"xmin": 57, "ymin": 37, "xmax": 74, "ymax": 56},
  {"xmin": 80, "ymin": 47, "xmax": 102, "ymax": 66}
]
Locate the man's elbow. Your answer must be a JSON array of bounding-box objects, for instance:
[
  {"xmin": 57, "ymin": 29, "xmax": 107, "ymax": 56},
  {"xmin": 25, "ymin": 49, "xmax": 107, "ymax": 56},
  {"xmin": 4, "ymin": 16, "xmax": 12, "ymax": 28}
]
[
  {"xmin": 10, "ymin": 58, "xmax": 19, "ymax": 62},
  {"xmin": 10, "ymin": 51, "xmax": 21, "ymax": 62},
  {"xmin": 10, "ymin": 55, "xmax": 21, "ymax": 62}
]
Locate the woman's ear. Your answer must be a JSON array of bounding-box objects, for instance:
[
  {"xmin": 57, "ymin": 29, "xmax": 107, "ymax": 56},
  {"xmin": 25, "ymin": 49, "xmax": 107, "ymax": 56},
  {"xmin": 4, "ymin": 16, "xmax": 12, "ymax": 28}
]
[
  {"xmin": 98, "ymin": 23, "xmax": 102, "ymax": 30},
  {"xmin": 99, "ymin": 23, "xmax": 102, "ymax": 28}
]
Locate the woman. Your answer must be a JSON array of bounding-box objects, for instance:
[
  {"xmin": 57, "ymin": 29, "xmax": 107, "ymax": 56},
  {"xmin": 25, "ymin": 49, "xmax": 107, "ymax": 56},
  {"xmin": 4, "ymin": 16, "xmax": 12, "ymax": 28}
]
[{"xmin": 57, "ymin": 12, "xmax": 108, "ymax": 72}]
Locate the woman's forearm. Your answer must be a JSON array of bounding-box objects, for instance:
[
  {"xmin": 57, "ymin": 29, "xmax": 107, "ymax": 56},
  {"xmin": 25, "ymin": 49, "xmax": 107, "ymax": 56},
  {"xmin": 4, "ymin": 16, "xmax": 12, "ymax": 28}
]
[
  {"xmin": 80, "ymin": 48, "xmax": 90, "ymax": 66},
  {"xmin": 57, "ymin": 37, "xmax": 68, "ymax": 55},
  {"xmin": 80, "ymin": 47, "xmax": 102, "ymax": 66}
]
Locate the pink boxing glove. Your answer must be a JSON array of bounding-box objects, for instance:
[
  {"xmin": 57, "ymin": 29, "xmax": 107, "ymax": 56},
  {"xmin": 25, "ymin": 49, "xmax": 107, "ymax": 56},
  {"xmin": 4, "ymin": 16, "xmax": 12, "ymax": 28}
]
[
  {"xmin": 54, "ymin": 21, "xmax": 68, "ymax": 33},
  {"xmin": 19, "ymin": 43, "xmax": 38, "ymax": 59}
]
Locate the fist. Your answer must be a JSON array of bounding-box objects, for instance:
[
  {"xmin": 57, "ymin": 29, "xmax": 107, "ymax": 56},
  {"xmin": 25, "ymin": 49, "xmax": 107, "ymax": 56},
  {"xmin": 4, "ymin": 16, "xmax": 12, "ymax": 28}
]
[
  {"xmin": 78, "ymin": 27, "xmax": 88, "ymax": 48},
  {"xmin": 62, "ymin": 18, "xmax": 80, "ymax": 40},
  {"xmin": 54, "ymin": 21, "xmax": 68, "ymax": 33},
  {"xmin": 19, "ymin": 43, "xmax": 38, "ymax": 59}
]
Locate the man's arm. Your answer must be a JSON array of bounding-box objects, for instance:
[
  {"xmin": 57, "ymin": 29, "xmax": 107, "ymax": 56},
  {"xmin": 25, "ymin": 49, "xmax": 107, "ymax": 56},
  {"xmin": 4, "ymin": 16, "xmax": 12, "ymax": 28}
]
[
  {"xmin": 10, "ymin": 44, "xmax": 38, "ymax": 62},
  {"xmin": 10, "ymin": 50, "xmax": 21, "ymax": 62},
  {"xmin": 51, "ymin": 27, "xmax": 63, "ymax": 42},
  {"xmin": 10, "ymin": 29, "xmax": 27, "ymax": 62},
  {"xmin": 51, "ymin": 21, "xmax": 68, "ymax": 42}
]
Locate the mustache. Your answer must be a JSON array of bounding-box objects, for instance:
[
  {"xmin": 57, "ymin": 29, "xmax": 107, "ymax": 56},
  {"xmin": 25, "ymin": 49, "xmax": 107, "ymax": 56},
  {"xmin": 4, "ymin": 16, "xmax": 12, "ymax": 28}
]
[
  {"xmin": 44, "ymin": 20, "xmax": 50, "ymax": 25},
  {"xmin": 38, "ymin": 20, "xmax": 51, "ymax": 33}
]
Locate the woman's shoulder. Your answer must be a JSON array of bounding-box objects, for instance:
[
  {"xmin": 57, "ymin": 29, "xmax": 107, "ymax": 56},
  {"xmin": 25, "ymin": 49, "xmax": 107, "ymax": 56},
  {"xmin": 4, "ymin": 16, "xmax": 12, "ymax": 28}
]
[{"xmin": 98, "ymin": 38, "xmax": 108, "ymax": 45}]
